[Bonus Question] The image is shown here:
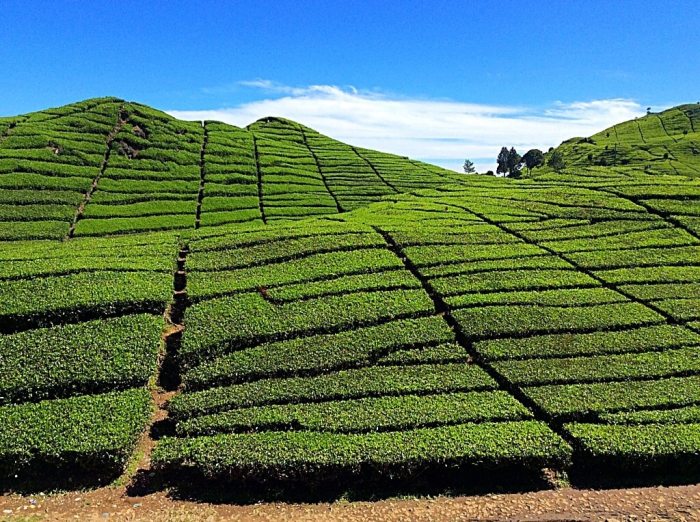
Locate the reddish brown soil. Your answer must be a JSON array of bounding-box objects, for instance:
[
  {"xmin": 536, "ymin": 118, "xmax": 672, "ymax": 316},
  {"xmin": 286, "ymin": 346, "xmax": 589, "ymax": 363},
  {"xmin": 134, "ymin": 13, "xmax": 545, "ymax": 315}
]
[{"xmin": 1, "ymin": 483, "xmax": 698, "ymax": 521}]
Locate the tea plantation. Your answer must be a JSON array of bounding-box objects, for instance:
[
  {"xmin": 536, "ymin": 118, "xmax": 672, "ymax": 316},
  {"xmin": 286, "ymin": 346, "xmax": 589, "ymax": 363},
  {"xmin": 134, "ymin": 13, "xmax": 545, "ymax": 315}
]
[{"xmin": 0, "ymin": 97, "xmax": 699, "ymax": 496}]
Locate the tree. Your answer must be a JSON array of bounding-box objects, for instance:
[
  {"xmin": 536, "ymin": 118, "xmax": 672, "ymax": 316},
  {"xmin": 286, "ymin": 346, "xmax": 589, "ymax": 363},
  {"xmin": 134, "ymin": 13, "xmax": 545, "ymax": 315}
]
[
  {"xmin": 506, "ymin": 147, "xmax": 522, "ymax": 177},
  {"xmin": 496, "ymin": 147, "xmax": 509, "ymax": 176},
  {"xmin": 463, "ymin": 159, "xmax": 476, "ymax": 173},
  {"xmin": 521, "ymin": 149, "xmax": 544, "ymax": 174},
  {"xmin": 547, "ymin": 150, "xmax": 566, "ymax": 172}
]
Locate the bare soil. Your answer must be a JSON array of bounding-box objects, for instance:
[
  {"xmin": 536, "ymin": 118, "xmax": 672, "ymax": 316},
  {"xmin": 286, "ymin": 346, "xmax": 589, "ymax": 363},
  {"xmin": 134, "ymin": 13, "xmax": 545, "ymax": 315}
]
[{"xmin": 1, "ymin": 483, "xmax": 698, "ymax": 521}]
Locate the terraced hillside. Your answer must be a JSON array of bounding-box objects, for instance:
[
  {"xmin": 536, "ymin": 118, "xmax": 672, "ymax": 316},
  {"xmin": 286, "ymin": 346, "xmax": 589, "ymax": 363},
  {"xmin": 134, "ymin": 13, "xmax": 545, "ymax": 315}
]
[
  {"xmin": 541, "ymin": 103, "xmax": 700, "ymax": 180},
  {"xmin": 0, "ymin": 98, "xmax": 462, "ymax": 241},
  {"xmin": 0, "ymin": 99, "xmax": 699, "ymax": 498}
]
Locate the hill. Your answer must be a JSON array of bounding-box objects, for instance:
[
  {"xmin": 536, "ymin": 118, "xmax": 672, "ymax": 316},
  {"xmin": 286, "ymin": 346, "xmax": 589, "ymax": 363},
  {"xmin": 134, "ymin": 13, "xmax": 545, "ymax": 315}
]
[
  {"xmin": 0, "ymin": 97, "xmax": 462, "ymax": 241},
  {"xmin": 541, "ymin": 103, "xmax": 700, "ymax": 179},
  {"xmin": 0, "ymin": 98, "xmax": 699, "ymax": 500}
]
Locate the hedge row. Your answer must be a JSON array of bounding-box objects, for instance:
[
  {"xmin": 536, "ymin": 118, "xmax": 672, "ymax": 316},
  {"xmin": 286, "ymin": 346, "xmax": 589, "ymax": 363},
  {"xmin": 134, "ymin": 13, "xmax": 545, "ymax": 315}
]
[
  {"xmin": 620, "ymin": 282, "xmax": 700, "ymax": 300},
  {"xmin": 198, "ymin": 210, "xmax": 262, "ymax": 227},
  {"xmin": 493, "ymin": 346, "xmax": 700, "ymax": 386},
  {"xmin": 153, "ymin": 421, "xmax": 571, "ymax": 480},
  {"xmin": 0, "ymin": 388, "xmax": 151, "ymax": 479},
  {"xmin": 74, "ymin": 214, "xmax": 195, "ymax": 236},
  {"xmin": 565, "ymin": 422, "xmax": 700, "ymax": 471},
  {"xmin": 445, "ymin": 287, "xmax": 625, "ymax": 310},
  {"xmin": 474, "ymin": 324, "xmax": 700, "ymax": 361},
  {"xmin": 186, "ymin": 223, "xmax": 362, "ymax": 251},
  {"xmin": 96, "ymin": 178, "xmax": 199, "ymax": 194},
  {"xmin": 506, "ymin": 218, "xmax": 587, "ymax": 232},
  {"xmin": 0, "ymin": 254, "xmax": 171, "ymax": 280},
  {"xmin": 176, "ymin": 391, "xmax": 532, "ymax": 436},
  {"xmin": 200, "ymin": 195, "xmax": 259, "ymax": 212},
  {"xmin": 654, "ymin": 298, "xmax": 700, "ymax": 321},
  {"xmin": 263, "ymin": 270, "xmax": 420, "ymax": 303},
  {"xmin": 643, "ymin": 198, "xmax": 700, "ymax": 216},
  {"xmin": 420, "ymin": 254, "xmax": 570, "ymax": 278},
  {"xmin": 569, "ymin": 244, "xmax": 700, "ymax": 269},
  {"xmin": 403, "ymin": 243, "xmax": 545, "ymax": 267},
  {"xmin": 0, "ymin": 219, "xmax": 69, "ymax": 240},
  {"xmin": 524, "ymin": 375, "xmax": 700, "ymax": 420},
  {"xmin": 595, "ymin": 265, "xmax": 700, "ymax": 285},
  {"xmin": 0, "ymin": 203, "xmax": 75, "ymax": 222},
  {"xmin": 180, "ymin": 289, "xmax": 436, "ymax": 366},
  {"xmin": 0, "ymin": 188, "xmax": 83, "ymax": 206},
  {"xmin": 0, "ymin": 314, "xmax": 162, "ymax": 404},
  {"xmin": 82, "ymin": 200, "xmax": 198, "ymax": 218},
  {"xmin": 600, "ymin": 405, "xmax": 700, "ymax": 425},
  {"xmin": 187, "ymin": 249, "xmax": 404, "ymax": 299},
  {"xmin": 389, "ymin": 229, "xmax": 519, "ymax": 248},
  {"xmin": 452, "ymin": 302, "xmax": 663, "ymax": 340},
  {"xmin": 431, "ymin": 268, "xmax": 597, "ymax": 296},
  {"xmin": 542, "ymin": 227, "xmax": 697, "ymax": 253},
  {"xmin": 183, "ymin": 315, "xmax": 453, "ymax": 390},
  {"xmin": 516, "ymin": 218, "xmax": 665, "ymax": 242},
  {"xmin": 187, "ymin": 232, "xmax": 385, "ymax": 271},
  {"xmin": 169, "ymin": 363, "xmax": 496, "ymax": 420},
  {"xmin": 0, "ymin": 271, "xmax": 171, "ymax": 330},
  {"xmin": 0, "ymin": 173, "xmax": 93, "ymax": 192},
  {"xmin": 376, "ymin": 341, "xmax": 466, "ymax": 365}
]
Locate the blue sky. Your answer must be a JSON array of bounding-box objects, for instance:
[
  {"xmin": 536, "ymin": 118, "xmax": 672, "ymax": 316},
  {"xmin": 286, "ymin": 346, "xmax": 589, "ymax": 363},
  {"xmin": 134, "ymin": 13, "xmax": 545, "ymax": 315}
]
[{"xmin": 1, "ymin": 0, "xmax": 697, "ymax": 170}]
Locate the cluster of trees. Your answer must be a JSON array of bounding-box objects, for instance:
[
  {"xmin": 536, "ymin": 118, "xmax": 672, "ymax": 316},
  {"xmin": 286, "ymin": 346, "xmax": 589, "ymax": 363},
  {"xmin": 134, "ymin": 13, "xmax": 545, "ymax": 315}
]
[{"xmin": 463, "ymin": 147, "xmax": 566, "ymax": 176}]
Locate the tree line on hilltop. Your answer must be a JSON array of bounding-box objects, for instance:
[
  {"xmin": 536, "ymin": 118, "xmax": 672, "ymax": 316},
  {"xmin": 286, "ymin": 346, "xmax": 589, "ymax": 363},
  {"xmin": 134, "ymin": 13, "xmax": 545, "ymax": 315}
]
[{"xmin": 463, "ymin": 147, "xmax": 565, "ymax": 176}]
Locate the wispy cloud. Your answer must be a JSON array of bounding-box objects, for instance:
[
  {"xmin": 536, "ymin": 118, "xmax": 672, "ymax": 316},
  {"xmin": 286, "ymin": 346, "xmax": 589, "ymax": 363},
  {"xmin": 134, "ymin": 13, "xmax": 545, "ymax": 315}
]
[{"xmin": 168, "ymin": 81, "xmax": 647, "ymax": 172}]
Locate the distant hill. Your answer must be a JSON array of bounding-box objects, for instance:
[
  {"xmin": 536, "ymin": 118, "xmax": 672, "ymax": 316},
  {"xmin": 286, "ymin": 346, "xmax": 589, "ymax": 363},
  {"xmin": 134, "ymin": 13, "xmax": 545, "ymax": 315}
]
[
  {"xmin": 546, "ymin": 103, "xmax": 700, "ymax": 178},
  {"xmin": 0, "ymin": 98, "xmax": 462, "ymax": 240}
]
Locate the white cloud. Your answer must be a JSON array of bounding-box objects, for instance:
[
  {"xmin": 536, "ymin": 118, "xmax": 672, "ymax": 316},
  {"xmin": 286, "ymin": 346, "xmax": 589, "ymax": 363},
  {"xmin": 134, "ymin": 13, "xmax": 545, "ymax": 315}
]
[{"xmin": 168, "ymin": 82, "xmax": 646, "ymax": 173}]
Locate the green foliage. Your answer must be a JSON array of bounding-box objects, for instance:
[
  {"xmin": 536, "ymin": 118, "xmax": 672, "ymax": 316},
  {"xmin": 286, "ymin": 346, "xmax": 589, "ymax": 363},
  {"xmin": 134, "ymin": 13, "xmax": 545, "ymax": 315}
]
[
  {"xmin": 153, "ymin": 421, "xmax": 572, "ymax": 479},
  {"xmin": 0, "ymin": 388, "xmax": 151, "ymax": 478},
  {"xmin": 549, "ymin": 104, "xmax": 700, "ymax": 178},
  {"xmin": 474, "ymin": 324, "xmax": 700, "ymax": 361},
  {"xmin": 547, "ymin": 150, "xmax": 566, "ymax": 172},
  {"xmin": 0, "ymin": 271, "xmax": 171, "ymax": 329},
  {"xmin": 180, "ymin": 289, "xmax": 435, "ymax": 366},
  {"xmin": 525, "ymin": 375, "xmax": 700, "ymax": 419},
  {"xmin": 494, "ymin": 346, "xmax": 700, "ymax": 386},
  {"xmin": 445, "ymin": 287, "xmax": 625, "ymax": 309},
  {"xmin": 522, "ymin": 149, "xmax": 545, "ymax": 172},
  {"xmin": 177, "ymin": 391, "xmax": 532, "ymax": 436},
  {"xmin": 183, "ymin": 315, "xmax": 453, "ymax": 389},
  {"xmin": 600, "ymin": 405, "xmax": 700, "ymax": 425},
  {"xmin": 453, "ymin": 302, "xmax": 663, "ymax": 340},
  {"xmin": 431, "ymin": 268, "xmax": 598, "ymax": 296},
  {"xmin": 170, "ymin": 363, "xmax": 496, "ymax": 420},
  {"xmin": 0, "ymin": 314, "xmax": 162, "ymax": 403},
  {"xmin": 187, "ymin": 232, "xmax": 385, "ymax": 270},
  {"xmin": 565, "ymin": 423, "xmax": 700, "ymax": 470},
  {"xmin": 187, "ymin": 249, "xmax": 404, "ymax": 299},
  {"xmin": 506, "ymin": 147, "xmax": 522, "ymax": 177},
  {"xmin": 1, "ymin": 98, "xmax": 700, "ymax": 493}
]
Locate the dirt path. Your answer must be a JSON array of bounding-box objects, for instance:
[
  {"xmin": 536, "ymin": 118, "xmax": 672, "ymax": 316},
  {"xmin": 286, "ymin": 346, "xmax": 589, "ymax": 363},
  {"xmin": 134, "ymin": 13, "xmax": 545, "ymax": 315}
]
[{"xmin": 1, "ymin": 483, "xmax": 699, "ymax": 521}]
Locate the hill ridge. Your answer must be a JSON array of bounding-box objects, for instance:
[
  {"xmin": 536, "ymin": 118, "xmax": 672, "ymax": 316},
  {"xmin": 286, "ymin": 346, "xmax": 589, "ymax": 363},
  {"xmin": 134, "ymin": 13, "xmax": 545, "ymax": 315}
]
[
  {"xmin": 0, "ymin": 98, "xmax": 466, "ymax": 241},
  {"xmin": 544, "ymin": 102, "xmax": 700, "ymax": 179}
]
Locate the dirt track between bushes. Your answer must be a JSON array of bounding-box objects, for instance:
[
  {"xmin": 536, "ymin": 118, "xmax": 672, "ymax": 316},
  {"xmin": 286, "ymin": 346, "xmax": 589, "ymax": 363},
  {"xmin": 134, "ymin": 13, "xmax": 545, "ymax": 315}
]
[{"xmin": 1, "ymin": 482, "xmax": 699, "ymax": 521}]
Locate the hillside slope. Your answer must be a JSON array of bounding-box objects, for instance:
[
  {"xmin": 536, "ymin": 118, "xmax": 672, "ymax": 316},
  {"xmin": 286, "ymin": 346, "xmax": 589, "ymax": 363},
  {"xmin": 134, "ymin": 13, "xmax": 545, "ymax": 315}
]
[
  {"xmin": 0, "ymin": 98, "xmax": 462, "ymax": 241},
  {"xmin": 545, "ymin": 103, "xmax": 700, "ymax": 178},
  {"xmin": 0, "ymin": 98, "xmax": 699, "ymax": 499}
]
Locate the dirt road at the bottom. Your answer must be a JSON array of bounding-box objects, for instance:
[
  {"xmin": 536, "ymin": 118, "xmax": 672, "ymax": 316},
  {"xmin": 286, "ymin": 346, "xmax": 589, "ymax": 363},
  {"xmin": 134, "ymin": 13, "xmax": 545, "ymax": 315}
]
[{"xmin": 1, "ymin": 483, "xmax": 699, "ymax": 521}]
